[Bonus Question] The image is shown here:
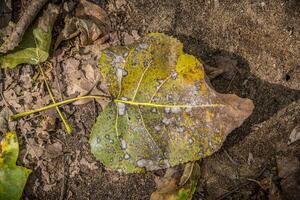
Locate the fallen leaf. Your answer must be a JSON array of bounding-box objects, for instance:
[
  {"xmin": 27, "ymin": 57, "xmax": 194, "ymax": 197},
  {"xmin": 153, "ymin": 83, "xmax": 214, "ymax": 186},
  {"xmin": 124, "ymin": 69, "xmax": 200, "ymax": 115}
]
[
  {"xmin": 90, "ymin": 33, "xmax": 254, "ymax": 173},
  {"xmin": 288, "ymin": 125, "xmax": 300, "ymax": 145},
  {"xmin": 76, "ymin": 0, "xmax": 111, "ymax": 29},
  {"xmin": 0, "ymin": 0, "xmax": 49, "ymax": 53},
  {"xmin": 45, "ymin": 142, "xmax": 63, "ymax": 159},
  {"xmin": 0, "ymin": 107, "xmax": 16, "ymax": 133},
  {"xmin": 80, "ymin": 157, "xmax": 98, "ymax": 170},
  {"xmin": 26, "ymin": 138, "xmax": 44, "ymax": 159},
  {"xmin": 151, "ymin": 162, "xmax": 201, "ymax": 200},
  {"xmin": 55, "ymin": 0, "xmax": 110, "ymax": 48},
  {"xmin": 0, "ymin": 132, "xmax": 31, "ymax": 200},
  {"xmin": 0, "ymin": 3, "xmax": 59, "ymax": 68}
]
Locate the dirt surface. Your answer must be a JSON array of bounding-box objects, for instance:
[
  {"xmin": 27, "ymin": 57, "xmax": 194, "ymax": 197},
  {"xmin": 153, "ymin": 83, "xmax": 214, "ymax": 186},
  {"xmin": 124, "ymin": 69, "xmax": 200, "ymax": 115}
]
[{"xmin": 1, "ymin": 0, "xmax": 300, "ymax": 199}]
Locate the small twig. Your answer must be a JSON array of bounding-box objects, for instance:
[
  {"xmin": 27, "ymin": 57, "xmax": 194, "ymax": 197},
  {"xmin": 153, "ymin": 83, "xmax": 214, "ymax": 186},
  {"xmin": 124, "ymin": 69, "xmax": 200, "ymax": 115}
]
[
  {"xmin": 226, "ymin": 71, "xmax": 237, "ymax": 92},
  {"xmin": 224, "ymin": 150, "xmax": 239, "ymax": 166}
]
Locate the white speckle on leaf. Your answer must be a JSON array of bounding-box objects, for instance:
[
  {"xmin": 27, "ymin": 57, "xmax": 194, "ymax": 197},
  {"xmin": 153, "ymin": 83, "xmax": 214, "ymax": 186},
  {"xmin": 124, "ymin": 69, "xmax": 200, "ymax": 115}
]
[
  {"xmin": 109, "ymin": 139, "xmax": 114, "ymax": 144},
  {"xmin": 122, "ymin": 69, "xmax": 128, "ymax": 76},
  {"xmin": 171, "ymin": 72, "xmax": 178, "ymax": 80},
  {"xmin": 96, "ymin": 136, "xmax": 101, "ymax": 143},
  {"xmin": 139, "ymin": 43, "xmax": 148, "ymax": 49},
  {"xmin": 115, "ymin": 55, "xmax": 125, "ymax": 63},
  {"xmin": 177, "ymin": 126, "xmax": 185, "ymax": 133},
  {"xmin": 117, "ymin": 102, "xmax": 126, "ymax": 115},
  {"xmin": 155, "ymin": 125, "xmax": 161, "ymax": 131},
  {"xmin": 162, "ymin": 118, "xmax": 171, "ymax": 125},
  {"xmin": 164, "ymin": 107, "xmax": 171, "ymax": 113},
  {"xmin": 171, "ymin": 107, "xmax": 181, "ymax": 114},
  {"xmin": 124, "ymin": 153, "xmax": 130, "ymax": 160},
  {"xmin": 198, "ymin": 152, "xmax": 204, "ymax": 157},
  {"xmin": 167, "ymin": 95, "xmax": 173, "ymax": 101},
  {"xmin": 116, "ymin": 68, "xmax": 123, "ymax": 86},
  {"xmin": 137, "ymin": 159, "xmax": 147, "ymax": 167},
  {"xmin": 150, "ymin": 108, "xmax": 157, "ymax": 113},
  {"xmin": 194, "ymin": 82, "xmax": 200, "ymax": 91},
  {"xmin": 120, "ymin": 138, "xmax": 127, "ymax": 150}
]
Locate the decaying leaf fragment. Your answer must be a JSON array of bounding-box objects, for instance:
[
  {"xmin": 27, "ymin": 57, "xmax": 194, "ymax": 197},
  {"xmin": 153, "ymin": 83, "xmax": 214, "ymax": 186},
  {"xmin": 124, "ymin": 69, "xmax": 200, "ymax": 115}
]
[
  {"xmin": 0, "ymin": 3, "xmax": 59, "ymax": 68},
  {"xmin": 151, "ymin": 162, "xmax": 201, "ymax": 200},
  {"xmin": 90, "ymin": 33, "xmax": 254, "ymax": 173},
  {"xmin": 0, "ymin": 132, "xmax": 31, "ymax": 200},
  {"xmin": 55, "ymin": 0, "xmax": 110, "ymax": 48},
  {"xmin": 0, "ymin": 0, "xmax": 49, "ymax": 53}
]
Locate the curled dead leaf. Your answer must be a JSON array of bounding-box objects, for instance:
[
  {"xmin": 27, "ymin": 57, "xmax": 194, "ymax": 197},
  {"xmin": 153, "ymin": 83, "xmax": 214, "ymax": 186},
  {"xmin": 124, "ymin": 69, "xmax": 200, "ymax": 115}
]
[
  {"xmin": 288, "ymin": 125, "xmax": 300, "ymax": 145},
  {"xmin": 55, "ymin": 0, "xmax": 110, "ymax": 48},
  {"xmin": 151, "ymin": 162, "xmax": 200, "ymax": 200}
]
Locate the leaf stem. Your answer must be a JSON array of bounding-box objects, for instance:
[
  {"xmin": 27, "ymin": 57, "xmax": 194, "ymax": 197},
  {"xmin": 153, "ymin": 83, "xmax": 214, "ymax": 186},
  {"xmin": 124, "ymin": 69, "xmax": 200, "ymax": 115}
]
[
  {"xmin": 38, "ymin": 63, "xmax": 72, "ymax": 133},
  {"xmin": 10, "ymin": 95, "xmax": 111, "ymax": 121},
  {"xmin": 114, "ymin": 99, "xmax": 224, "ymax": 108}
]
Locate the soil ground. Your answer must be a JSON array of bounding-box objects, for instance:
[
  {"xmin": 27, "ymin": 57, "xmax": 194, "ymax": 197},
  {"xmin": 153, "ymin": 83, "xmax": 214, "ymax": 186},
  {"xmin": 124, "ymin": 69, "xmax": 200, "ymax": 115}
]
[{"xmin": 1, "ymin": 0, "xmax": 300, "ymax": 199}]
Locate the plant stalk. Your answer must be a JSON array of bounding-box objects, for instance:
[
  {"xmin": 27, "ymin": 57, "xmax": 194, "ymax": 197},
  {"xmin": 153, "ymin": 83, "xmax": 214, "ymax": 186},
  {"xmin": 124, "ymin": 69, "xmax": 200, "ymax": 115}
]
[{"xmin": 10, "ymin": 95, "xmax": 110, "ymax": 121}]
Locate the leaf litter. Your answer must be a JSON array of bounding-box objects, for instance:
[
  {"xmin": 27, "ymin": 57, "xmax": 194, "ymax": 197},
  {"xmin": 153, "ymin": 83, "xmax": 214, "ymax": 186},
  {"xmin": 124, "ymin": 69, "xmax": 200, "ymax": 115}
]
[
  {"xmin": 55, "ymin": 0, "xmax": 110, "ymax": 49},
  {"xmin": 5, "ymin": 0, "xmax": 296, "ymax": 199}
]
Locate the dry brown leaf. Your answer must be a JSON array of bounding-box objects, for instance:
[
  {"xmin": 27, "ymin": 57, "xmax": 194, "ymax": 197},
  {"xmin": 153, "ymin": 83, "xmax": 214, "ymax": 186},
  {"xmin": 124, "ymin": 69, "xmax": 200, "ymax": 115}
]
[
  {"xmin": 151, "ymin": 163, "xmax": 200, "ymax": 200},
  {"xmin": 45, "ymin": 142, "xmax": 63, "ymax": 159},
  {"xmin": 76, "ymin": 0, "xmax": 111, "ymax": 29},
  {"xmin": 55, "ymin": 0, "xmax": 110, "ymax": 48},
  {"xmin": 288, "ymin": 125, "xmax": 300, "ymax": 145}
]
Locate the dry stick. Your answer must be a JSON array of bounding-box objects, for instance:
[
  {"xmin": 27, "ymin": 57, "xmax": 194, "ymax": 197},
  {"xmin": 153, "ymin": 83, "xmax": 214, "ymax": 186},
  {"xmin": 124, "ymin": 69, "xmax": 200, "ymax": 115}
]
[
  {"xmin": 10, "ymin": 95, "xmax": 111, "ymax": 121},
  {"xmin": 38, "ymin": 63, "xmax": 72, "ymax": 133},
  {"xmin": 0, "ymin": 0, "xmax": 49, "ymax": 53}
]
